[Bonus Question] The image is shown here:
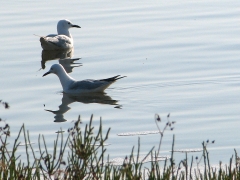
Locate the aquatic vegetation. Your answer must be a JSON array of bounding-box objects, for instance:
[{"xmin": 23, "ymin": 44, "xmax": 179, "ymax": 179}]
[
  {"xmin": 154, "ymin": 113, "xmax": 175, "ymax": 158},
  {"xmin": 0, "ymin": 100, "xmax": 9, "ymax": 109},
  {"xmin": 1, "ymin": 112, "xmax": 240, "ymax": 179}
]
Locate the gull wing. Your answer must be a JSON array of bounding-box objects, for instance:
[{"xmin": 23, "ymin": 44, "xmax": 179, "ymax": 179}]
[
  {"xmin": 68, "ymin": 76, "xmax": 126, "ymax": 93},
  {"xmin": 69, "ymin": 80, "xmax": 108, "ymax": 91},
  {"xmin": 40, "ymin": 35, "xmax": 72, "ymax": 50}
]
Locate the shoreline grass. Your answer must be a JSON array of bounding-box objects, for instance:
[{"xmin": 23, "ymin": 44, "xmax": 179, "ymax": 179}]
[{"xmin": 1, "ymin": 102, "xmax": 240, "ymax": 179}]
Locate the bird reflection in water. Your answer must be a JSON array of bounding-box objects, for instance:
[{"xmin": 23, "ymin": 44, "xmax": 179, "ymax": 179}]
[
  {"xmin": 44, "ymin": 92, "xmax": 120, "ymax": 123},
  {"xmin": 41, "ymin": 48, "xmax": 81, "ymax": 73}
]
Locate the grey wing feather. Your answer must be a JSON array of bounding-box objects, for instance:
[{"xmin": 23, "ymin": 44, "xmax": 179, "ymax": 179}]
[
  {"xmin": 40, "ymin": 35, "xmax": 72, "ymax": 49},
  {"xmin": 69, "ymin": 80, "xmax": 106, "ymax": 90},
  {"xmin": 47, "ymin": 36, "xmax": 71, "ymax": 46},
  {"xmin": 69, "ymin": 76, "xmax": 126, "ymax": 92}
]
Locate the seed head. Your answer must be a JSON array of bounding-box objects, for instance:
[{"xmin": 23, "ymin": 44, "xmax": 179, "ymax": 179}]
[
  {"xmin": 3, "ymin": 124, "xmax": 9, "ymax": 130},
  {"xmin": 4, "ymin": 102, "xmax": 9, "ymax": 109},
  {"xmin": 155, "ymin": 114, "xmax": 161, "ymax": 122},
  {"xmin": 74, "ymin": 121, "xmax": 78, "ymax": 127},
  {"xmin": 71, "ymin": 132, "xmax": 75, "ymax": 136},
  {"xmin": 5, "ymin": 131, "xmax": 10, "ymax": 136}
]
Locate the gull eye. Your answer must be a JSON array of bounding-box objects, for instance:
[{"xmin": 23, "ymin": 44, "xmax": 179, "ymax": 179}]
[{"xmin": 68, "ymin": 22, "xmax": 70, "ymax": 25}]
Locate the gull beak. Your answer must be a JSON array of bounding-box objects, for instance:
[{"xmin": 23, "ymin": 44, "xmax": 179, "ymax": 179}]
[
  {"xmin": 42, "ymin": 71, "xmax": 51, "ymax": 77},
  {"xmin": 72, "ymin": 24, "xmax": 81, "ymax": 28}
]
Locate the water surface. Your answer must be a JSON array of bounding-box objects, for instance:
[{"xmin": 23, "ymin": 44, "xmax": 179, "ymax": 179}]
[{"xmin": 1, "ymin": 0, "xmax": 240, "ymax": 165}]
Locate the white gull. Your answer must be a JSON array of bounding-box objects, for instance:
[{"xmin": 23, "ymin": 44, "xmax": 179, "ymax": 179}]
[
  {"xmin": 42, "ymin": 64, "xmax": 126, "ymax": 93},
  {"xmin": 40, "ymin": 19, "xmax": 80, "ymax": 50}
]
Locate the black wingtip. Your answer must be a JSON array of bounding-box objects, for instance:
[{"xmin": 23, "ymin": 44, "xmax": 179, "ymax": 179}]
[
  {"xmin": 100, "ymin": 75, "xmax": 126, "ymax": 82},
  {"xmin": 114, "ymin": 75, "xmax": 127, "ymax": 81}
]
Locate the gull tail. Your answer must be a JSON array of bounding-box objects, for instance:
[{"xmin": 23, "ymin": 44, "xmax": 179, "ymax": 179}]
[
  {"xmin": 100, "ymin": 75, "xmax": 127, "ymax": 82},
  {"xmin": 40, "ymin": 37, "xmax": 48, "ymax": 43}
]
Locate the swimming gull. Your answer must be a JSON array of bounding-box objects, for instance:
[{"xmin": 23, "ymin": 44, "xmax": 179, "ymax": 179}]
[
  {"xmin": 40, "ymin": 19, "xmax": 80, "ymax": 50},
  {"xmin": 42, "ymin": 64, "xmax": 126, "ymax": 93}
]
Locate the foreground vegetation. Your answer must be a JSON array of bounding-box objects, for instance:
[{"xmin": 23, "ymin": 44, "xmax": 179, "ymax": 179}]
[{"xmin": 1, "ymin": 102, "xmax": 240, "ymax": 179}]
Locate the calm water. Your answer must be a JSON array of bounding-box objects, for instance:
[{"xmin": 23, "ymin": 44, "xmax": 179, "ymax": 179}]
[{"xmin": 1, "ymin": 0, "xmax": 240, "ymax": 165}]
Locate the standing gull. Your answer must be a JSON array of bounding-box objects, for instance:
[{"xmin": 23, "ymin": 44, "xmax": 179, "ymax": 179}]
[
  {"xmin": 40, "ymin": 19, "xmax": 80, "ymax": 50},
  {"xmin": 43, "ymin": 64, "xmax": 126, "ymax": 93}
]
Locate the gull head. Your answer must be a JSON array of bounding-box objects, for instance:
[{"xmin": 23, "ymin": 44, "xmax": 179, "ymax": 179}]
[
  {"xmin": 57, "ymin": 19, "xmax": 81, "ymax": 35},
  {"xmin": 58, "ymin": 19, "xmax": 81, "ymax": 29},
  {"xmin": 43, "ymin": 64, "xmax": 64, "ymax": 77}
]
